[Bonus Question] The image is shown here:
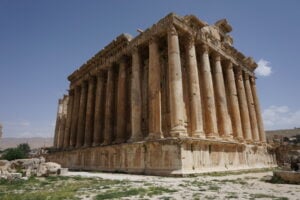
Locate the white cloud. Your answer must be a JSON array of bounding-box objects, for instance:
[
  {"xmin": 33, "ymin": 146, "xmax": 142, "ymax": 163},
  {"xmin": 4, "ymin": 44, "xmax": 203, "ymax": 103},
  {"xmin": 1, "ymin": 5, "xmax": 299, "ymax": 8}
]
[
  {"xmin": 255, "ymin": 59, "xmax": 272, "ymax": 76},
  {"xmin": 263, "ymin": 105, "xmax": 300, "ymax": 130}
]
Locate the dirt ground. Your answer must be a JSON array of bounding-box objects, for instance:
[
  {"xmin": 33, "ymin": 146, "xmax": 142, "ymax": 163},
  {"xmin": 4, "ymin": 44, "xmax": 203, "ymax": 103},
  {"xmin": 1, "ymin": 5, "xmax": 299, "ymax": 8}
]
[{"xmin": 66, "ymin": 170, "xmax": 300, "ymax": 200}]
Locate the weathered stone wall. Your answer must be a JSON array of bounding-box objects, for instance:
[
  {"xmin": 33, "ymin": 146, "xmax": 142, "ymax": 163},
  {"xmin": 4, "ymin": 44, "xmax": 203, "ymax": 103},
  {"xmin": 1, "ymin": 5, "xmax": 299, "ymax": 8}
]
[{"xmin": 46, "ymin": 139, "xmax": 276, "ymax": 176}]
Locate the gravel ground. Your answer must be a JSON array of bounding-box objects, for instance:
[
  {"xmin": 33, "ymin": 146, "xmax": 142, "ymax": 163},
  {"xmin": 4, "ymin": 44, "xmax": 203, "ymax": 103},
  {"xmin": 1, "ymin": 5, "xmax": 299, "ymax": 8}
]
[{"xmin": 66, "ymin": 171, "xmax": 300, "ymax": 200}]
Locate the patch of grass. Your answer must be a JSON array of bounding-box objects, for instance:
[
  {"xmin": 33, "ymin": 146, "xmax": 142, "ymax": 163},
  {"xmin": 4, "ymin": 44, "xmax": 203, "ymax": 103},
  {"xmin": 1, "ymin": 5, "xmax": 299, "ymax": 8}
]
[
  {"xmin": 225, "ymin": 192, "xmax": 239, "ymax": 199},
  {"xmin": 208, "ymin": 185, "xmax": 220, "ymax": 191},
  {"xmin": 212, "ymin": 178, "xmax": 248, "ymax": 185},
  {"xmin": 202, "ymin": 168, "xmax": 274, "ymax": 177},
  {"xmin": 94, "ymin": 186, "xmax": 177, "ymax": 200},
  {"xmin": 250, "ymin": 193, "xmax": 289, "ymax": 200}
]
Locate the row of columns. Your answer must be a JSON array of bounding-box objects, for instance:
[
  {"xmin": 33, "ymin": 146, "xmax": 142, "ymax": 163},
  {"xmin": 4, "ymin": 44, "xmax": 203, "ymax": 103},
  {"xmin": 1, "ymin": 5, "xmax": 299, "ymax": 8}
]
[{"xmin": 54, "ymin": 25, "xmax": 266, "ymax": 149}]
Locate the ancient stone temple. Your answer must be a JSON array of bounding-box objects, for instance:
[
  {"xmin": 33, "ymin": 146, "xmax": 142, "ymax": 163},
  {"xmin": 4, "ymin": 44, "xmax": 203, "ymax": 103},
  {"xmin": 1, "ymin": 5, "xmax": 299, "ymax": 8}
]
[{"xmin": 49, "ymin": 13, "xmax": 276, "ymax": 175}]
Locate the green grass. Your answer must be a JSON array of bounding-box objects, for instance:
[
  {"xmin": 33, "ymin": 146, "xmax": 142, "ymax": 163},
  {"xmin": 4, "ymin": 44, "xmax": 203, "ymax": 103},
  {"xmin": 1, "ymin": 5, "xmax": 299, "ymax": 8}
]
[{"xmin": 94, "ymin": 186, "xmax": 177, "ymax": 199}]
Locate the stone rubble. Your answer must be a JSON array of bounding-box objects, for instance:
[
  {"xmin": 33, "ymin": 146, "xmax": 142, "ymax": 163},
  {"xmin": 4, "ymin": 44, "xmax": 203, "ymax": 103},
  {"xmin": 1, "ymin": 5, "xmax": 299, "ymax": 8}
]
[{"xmin": 0, "ymin": 157, "xmax": 66, "ymax": 180}]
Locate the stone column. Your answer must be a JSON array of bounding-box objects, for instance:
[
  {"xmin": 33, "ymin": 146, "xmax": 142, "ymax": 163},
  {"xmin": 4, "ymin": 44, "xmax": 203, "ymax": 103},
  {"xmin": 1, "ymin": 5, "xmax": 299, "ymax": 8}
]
[
  {"xmin": 102, "ymin": 68, "xmax": 115, "ymax": 145},
  {"xmin": 212, "ymin": 54, "xmax": 233, "ymax": 140},
  {"xmin": 250, "ymin": 76, "xmax": 266, "ymax": 142},
  {"xmin": 84, "ymin": 77, "xmax": 96, "ymax": 147},
  {"xmin": 115, "ymin": 59, "xmax": 127, "ymax": 143},
  {"xmin": 147, "ymin": 37, "xmax": 163, "ymax": 139},
  {"xmin": 76, "ymin": 81, "xmax": 88, "ymax": 148},
  {"xmin": 93, "ymin": 72, "xmax": 105, "ymax": 146},
  {"xmin": 186, "ymin": 36, "xmax": 204, "ymax": 138},
  {"xmin": 69, "ymin": 86, "xmax": 80, "ymax": 147},
  {"xmin": 53, "ymin": 99, "xmax": 62, "ymax": 148},
  {"xmin": 168, "ymin": 25, "xmax": 187, "ymax": 137},
  {"xmin": 63, "ymin": 90, "xmax": 74, "ymax": 148},
  {"xmin": 224, "ymin": 62, "xmax": 243, "ymax": 141},
  {"xmin": 244, "ymin": 73, "xmax": 259, "ymax": 142},
  {"xmin": 128, "ymin": 47, "xmax": 143, "ymax": 142},
  {"xmin": 58, "ymin": 96, "xmax": 68, "ymax": 149},
  {"xmin": 236, "ymin": 69, "xmax": 252, "ymax": 142},
  {"xmin": 200, "ymin": 44, "xmax": 218, "ymax": 138}
]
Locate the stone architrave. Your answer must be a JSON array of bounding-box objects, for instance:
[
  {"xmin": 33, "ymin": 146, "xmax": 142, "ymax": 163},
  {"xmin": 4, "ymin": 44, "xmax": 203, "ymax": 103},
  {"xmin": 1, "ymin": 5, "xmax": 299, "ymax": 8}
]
[
  {"xmin": 212, "ymin": 54, "xmax": 233, "ymax": 139},
  {"xmin": 84, "ymin": 77, "xmax": 96, "ymax": 147},
  {"xmin": 168, "ymin": 25, "xmax": 187, "ymax": 137},
  {"xmin": 200, "ymin": 44, "xmax": 218, "ymax": 138},
  {"xmin": 70, "ymin": 86, "xmax": 80, "ymax": 148},
  {"xmin": 63, "ymin": 90, "xmax": 74, "ymax": 148},
  {"xmin": 93, "ymin": 73, "xmax": 105, "ymax": 146},
  {"xmin": 147, "ymin": 37, "xmax": 163, "ymax": 139},
  {"xmin": 225, "ymin": 62, "xmax": 243, "ymax": 141},
  {"xmin": 115, "ymin": 59, "xmax": 127, "ymax": 143},
  {"xmin": 128, "ymin": 47, "xmax": 143, "ymax": 142},
  {"xmin": 250, "ymin": 76, "xmax": 266, "ymax": 142},
  {"xmin": 186, "ymin": 35, "xmax": 204, "ymax": 138},
  {"xmin": 236, "ymin": 69, "xmax": 252, "ymax": 142},
  {"xmin": 76, "ymin": 81, "xmax": 88, "ymax": 148},
  {"xmin": 102, "ymin": 68, "xmax": 115, "ymax": 145}
]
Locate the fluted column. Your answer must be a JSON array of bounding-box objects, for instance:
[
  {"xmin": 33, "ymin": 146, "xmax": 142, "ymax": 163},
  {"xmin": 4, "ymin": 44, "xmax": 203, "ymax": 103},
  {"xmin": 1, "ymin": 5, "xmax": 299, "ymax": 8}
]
[
  {"xmin": 186, "ymin": 36, "xmax": 204, "ymax": 138},
  {"xmin": 200, "ymin": 44, "xmax": 218, "ymax": 138},
  {"xmin": 63, "ymin": 90, "xmax": 74, "ymax": 148},
  {"xmin": 115, "ymin": 59, "xmax": 127, "ymax": 143},
  {"xmin": 102, "ymin": 68, "xmax": 115, "ymax": 145},
  {"xmin": 128, "ymin": 47, "xmax": 143, "ymax": 142},
  {"xmin": 212, "ymin": 54, "xmax": 233, "ymax": 140},
  {"xmin": 53, "ymin": 99, "xmax": 62, "ymax": 148},
  {"xmin": 93, "ymin": 73, "xmax": 105, "ymax": 146},
  {"xmin": 69, "ymin": 86, "xmax": 80, "ymax": 147},
  {"xmin": 76, "ymin": 81, "xmax": 88, "ymax": 148},
  {"xmin": 147, "ymin": 37, "xmax": 163, "ymax": 139},
  {"xmin": 168, "ymin": 25, "xmax": 187, "ymax": 137},
  {"xmin": 244, "ymin": 73, "xmax": 259, "ymax": 142},
  {"xmin": 236, "ymin": 69, "xmax": 252, "ymax": 142},
  {"xmin": 250, "ymin": 76, "xmax": 266, "ymax": 142},
  {"xmin": 225, "ymin": 62, "xmax": 243, "ymax": 141},
  {"xmin": 84, "ymin": 77, "xmax": 96, "ymax": 147}
]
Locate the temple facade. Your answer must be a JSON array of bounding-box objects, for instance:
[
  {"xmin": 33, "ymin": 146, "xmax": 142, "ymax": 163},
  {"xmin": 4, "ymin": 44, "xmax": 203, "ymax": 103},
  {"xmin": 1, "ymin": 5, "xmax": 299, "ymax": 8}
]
[{"xmin": 49, "ymin": 13, "xmax": 276, "ymax": 175}]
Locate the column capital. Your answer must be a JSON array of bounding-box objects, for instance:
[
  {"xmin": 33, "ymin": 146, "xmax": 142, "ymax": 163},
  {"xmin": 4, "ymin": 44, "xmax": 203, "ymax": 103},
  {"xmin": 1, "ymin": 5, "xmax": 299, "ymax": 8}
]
[
  {"xmin": 211, "ymin": 52, "xmax": 221, "ymax": 61},
  {"xmin": 149, "ymin": 35, "xmax": 159, "ymax": 45},
  {"xmin": 199, "ymin": 43, "xmax": 209, "ymax": 53},
  {"xmin": 168, "ymin": 24, "xmax": 178, "ymax": 36},
  {"xmin": 224, "ymin": 60, "xmax": 233, "ymax": 69},
  {"xmin": 244, "ymin": 72, "xmax": 250, "ymax": 80},
  {"xmin": 131, "ymin": 45, "xmax": 139, "ymax": 54}
]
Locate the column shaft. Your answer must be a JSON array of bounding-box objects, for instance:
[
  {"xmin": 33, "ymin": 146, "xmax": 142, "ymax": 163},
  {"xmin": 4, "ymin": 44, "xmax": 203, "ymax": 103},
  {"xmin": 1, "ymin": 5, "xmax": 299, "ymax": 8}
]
[
  {"xmin": 200, "ymin": 45, "xmax": 218, "ymax": 138},
  {"xmin": 128, "ymin": 48, "xmax": 143, "ymax": 141},
  {"xmin": 84, "ymin": 77, "xmax": 96, "ymax": 147},
  {"xmin": 168, "ymin": 25, "xmax": 187, "ymax": 137},
  {"xmin": 250, "ymin": 76, "xmax": 266, "ymax": 142},
  {"xmin": 63, "ymin": 91, "xmax": 74, "ymax": 148},
  {"xmin": 93, "ymin": 73, "xmax": 105, "ymax": 146},
  {"xmin": 186, "ymin": 37, "xmax": 204, "ymax": 138},
  {"xmin": 115, "ymin": 60, "xmax": 127, "ymax": 143},
  {"xmin": 148, "ymin": 38, "xmax": 163, "ymax": 139},
  {"xmin": 236, "ymin": 69, "xmax": 252, "ymax": 141},
  {"xmin": 103, "ymin": 68, "xmax": 115, "ymax": 145},
  {"xmin": 53, "ymin": 99, "xmax": 62, "ymax": 148},
  {"xmin": 212, "ymin": 55, "xmax": 233, "ymax": 139},
  {"xmin": 70, "ymin": 86, "xmax": 80, "ymax": 147},
  {"xmin": 76, "ymin": 81, "xmax": 88, "ymax": 148},
  {"xmin": 225, "ymin": 62, "xmax": 243, "ymax": 140}
]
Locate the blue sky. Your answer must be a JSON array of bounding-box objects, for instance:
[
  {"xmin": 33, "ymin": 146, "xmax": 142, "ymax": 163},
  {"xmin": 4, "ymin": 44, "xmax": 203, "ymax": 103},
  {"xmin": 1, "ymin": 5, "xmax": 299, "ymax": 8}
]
[{"xmin": 1, "ymin": 0, "xmax": 300, "ymax": 138}]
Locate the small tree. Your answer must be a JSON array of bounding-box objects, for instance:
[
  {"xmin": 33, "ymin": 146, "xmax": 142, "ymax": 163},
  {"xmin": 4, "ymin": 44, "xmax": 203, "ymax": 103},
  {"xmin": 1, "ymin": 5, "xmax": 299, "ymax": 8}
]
[
  {"xmin": 17, "ymin": 143, "xmax": 30, "ymax": 157},
  {"xmin": 1, "ymin": 148, "xmax": 25, "ymax": 161}
]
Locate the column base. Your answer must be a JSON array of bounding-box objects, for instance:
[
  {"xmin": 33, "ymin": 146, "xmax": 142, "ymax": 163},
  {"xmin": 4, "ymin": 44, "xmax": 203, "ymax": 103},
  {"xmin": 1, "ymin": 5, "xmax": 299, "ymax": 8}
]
[
  {"xmin": 113, "ymin": 138, "xmax": 126, "ymax": 144},
  {"xmin": 221, "ymin": 134, "xmax": 234, "ymax": 141},
  {"xmin": 206, "ymin": 133, "xmax": 219, "ymax": 139},
  {"xmin": 146, "ymin": 133, "xmax": 163, "ymax": 140},
  {"xmin": 92, "ymin": 142, "xmax": 101, "ymax": 147},
  {"xmin": 192, "ymin": 130, "xmax": 206, "ymax": 138},
  {"xmin": 234, "ymin": 136, "xmax": 244, "ymax": 143},
  {"xmin": 170, "ymin": 125, "xmax": 187, "ymax": 137},
  {"xmin": 101, "ymin": 140, "xmax": 111, "ymax": 146},
  {"xmin": 127, "ymin": 135, "xmax": 144, "ymax": 143}
]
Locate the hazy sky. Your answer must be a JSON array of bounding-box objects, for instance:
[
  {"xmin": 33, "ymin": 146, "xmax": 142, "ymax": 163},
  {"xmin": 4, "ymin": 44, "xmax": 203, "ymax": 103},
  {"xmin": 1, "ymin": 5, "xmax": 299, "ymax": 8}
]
[{"xmin": 1, "ymin": 0, "xmax": 300, "ymax": 138}]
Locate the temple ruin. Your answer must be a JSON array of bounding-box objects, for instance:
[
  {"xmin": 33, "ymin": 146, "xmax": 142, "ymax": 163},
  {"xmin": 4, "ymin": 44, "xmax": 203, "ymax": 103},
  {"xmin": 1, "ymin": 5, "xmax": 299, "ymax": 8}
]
[{"xmin": 49, "ymin": 13, "xmax": 276, "ymax": 175}]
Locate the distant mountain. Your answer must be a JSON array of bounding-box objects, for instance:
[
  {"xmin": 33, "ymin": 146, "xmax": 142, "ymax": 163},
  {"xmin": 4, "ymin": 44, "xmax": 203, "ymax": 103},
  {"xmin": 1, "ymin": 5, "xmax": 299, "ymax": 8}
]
[{"xmin": 0, "ymin": 137, "xmax": 53, "ymax": 150}]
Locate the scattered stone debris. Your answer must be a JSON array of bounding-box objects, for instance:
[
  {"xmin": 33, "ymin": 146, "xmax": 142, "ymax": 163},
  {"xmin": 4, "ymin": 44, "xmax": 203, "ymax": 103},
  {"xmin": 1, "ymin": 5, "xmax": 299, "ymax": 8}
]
[{"xmin": 0, "ymin": 157, "xmax": 66, "ymax": 180}]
